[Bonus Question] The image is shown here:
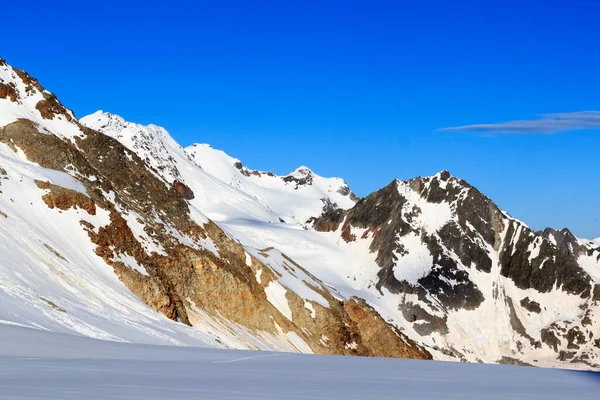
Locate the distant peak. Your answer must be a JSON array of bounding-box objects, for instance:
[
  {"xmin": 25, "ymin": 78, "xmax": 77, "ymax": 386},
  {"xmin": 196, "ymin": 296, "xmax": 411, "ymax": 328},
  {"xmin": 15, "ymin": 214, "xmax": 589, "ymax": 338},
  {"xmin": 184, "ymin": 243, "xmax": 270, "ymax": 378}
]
[
  {"xmin": 435, "ymin": 170, "xmax": 452, "ymax": 181},
  {"xmin": 291, "ymin": 165, "xmax": 313, "ymax": 176},
  {"xmin": 80, "ymin": 110, "xmax": 124, "ymax": 125},
  {"xmin": 80, "ymin": 111, "xmax": 174, "ymax": 142}
]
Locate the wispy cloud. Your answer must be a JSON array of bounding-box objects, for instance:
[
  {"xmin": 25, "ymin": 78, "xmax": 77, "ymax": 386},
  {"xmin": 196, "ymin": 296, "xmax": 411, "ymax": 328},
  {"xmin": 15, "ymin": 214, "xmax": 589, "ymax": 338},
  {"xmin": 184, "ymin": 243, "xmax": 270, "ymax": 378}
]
[{"xmin": 439, "ymin": 111, "xmax": 600, "ymax": 134}]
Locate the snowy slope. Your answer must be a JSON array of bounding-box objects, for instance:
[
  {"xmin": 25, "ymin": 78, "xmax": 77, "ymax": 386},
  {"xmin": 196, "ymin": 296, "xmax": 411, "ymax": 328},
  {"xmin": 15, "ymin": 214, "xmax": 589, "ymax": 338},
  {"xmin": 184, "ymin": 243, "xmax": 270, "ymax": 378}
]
[
  {"xmin": 2, "ymin": 325, "xmax": 598, "ymax": 400},
  {"xmin": 186, "ymin": 143, "xmax": 358, "ymax": 224}
]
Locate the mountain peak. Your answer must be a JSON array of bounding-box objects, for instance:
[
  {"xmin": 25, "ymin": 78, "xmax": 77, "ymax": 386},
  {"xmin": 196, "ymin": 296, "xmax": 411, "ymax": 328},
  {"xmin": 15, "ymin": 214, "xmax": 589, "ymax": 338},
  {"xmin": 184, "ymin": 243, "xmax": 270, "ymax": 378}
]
[
  {"xmin": 184, "ymin": 142, "xmax": 358, "ymax": 223},
  {"xmin": 80, "ymin": 111, "xmax": 184, "ymax": 183},
  {"xmin": 435, "ymin": 169, "xmax": 452, "ymax": 181},
  {"xmin": 81, "ymin": 110, "xmax": 125, "ymax": 129},
  {"xmin": 290, "ymin": 165, "xmax": 313, "ymax": 176},
  {"xmin": 0, "ymin": 58, "xmax": 81, "ymax": 138}
]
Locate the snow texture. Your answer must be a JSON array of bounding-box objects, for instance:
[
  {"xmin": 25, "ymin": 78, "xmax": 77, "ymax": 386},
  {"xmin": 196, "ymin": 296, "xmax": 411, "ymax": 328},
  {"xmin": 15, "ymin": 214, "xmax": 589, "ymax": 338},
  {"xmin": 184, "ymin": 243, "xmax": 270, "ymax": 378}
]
[{"xmin": 0, "ymin": 325, "xmax": 597, "ymax": 400}]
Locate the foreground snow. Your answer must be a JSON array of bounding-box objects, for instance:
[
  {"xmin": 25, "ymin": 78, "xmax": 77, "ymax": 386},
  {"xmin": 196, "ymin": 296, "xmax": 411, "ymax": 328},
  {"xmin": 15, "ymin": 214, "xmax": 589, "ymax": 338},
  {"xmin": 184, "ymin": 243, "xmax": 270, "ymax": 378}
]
[{"xmin": 0, "ymin": 325, "xmax": 598, "ymax": 400}]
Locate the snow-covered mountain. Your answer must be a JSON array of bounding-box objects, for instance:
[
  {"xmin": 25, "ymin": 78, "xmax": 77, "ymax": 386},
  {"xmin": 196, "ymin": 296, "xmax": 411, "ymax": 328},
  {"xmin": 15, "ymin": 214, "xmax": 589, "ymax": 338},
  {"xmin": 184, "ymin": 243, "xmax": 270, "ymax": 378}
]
[
  {"xmin": 80, "ymin": 111, "xmax": 358, "ymax": 225},
  {"xmin": 314, "ymin": 173, "xmax": 600, "ymax": 367},
  {"xmin": 1, "ymin": 57, "xmax": 599, "ymax": 370}
]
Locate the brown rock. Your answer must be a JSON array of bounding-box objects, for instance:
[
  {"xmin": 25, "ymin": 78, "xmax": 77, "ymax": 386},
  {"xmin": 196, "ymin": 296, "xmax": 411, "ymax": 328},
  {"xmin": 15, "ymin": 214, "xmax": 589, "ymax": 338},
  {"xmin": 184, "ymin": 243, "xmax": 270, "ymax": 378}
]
[
  {"xmin": 35, "ymin": 180, "xmax": 96, "ymax": 215},
  {"xmin": 0, "ymin": 82, "xmax": 18, "ymax": 102},
  {"xmin": 172, "ymin": 180, "xmax": 195, "ymax": 200}
]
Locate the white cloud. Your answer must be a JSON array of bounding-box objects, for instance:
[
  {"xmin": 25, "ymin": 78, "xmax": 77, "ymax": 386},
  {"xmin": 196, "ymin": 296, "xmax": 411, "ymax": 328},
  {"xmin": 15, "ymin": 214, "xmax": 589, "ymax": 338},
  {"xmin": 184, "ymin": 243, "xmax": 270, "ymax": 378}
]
[{"xmin": 439, "ymin": 111, "xmax": 600, "ymax": 134}]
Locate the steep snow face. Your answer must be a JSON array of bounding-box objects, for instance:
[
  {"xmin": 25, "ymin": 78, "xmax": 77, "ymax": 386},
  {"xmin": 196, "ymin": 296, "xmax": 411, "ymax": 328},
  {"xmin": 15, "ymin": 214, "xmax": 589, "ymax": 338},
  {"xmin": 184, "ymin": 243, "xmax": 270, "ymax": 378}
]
[
  {"xmin": 186, "ymin": 143, "xmax": 358, "ymax": 224},
  {"xmin": 0, "ymin": 59, "xmax": 82, "ymax": 139},
  {"xmin": 579, "ymin": 252, "xmax": 600, "ymax": 283}
]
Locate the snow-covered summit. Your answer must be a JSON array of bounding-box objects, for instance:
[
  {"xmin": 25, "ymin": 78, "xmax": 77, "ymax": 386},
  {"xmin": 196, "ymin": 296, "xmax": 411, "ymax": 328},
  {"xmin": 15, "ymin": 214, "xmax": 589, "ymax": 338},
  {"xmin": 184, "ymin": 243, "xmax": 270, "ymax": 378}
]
[{"xmin": 80, "ymin": 110, "xmax": 185, "ymax": 183}]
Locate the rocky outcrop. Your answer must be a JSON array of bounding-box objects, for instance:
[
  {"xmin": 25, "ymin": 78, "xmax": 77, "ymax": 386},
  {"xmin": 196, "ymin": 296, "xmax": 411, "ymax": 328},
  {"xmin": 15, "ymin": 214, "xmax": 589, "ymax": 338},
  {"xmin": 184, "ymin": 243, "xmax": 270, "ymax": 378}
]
[
  {"xmin": 172, "ymin": 180, "xmax": 194, "ymax": 200},
  {"xmin": 0, "ymin": 82, "xmax": 18, "ymax": 102},
  {"xmin": 35, "ymin": 180, "xmax": 97, "ymax": 215},
  {"xmin": 35, "ymin": 93, "xmax": 74, "ymax": 121}
]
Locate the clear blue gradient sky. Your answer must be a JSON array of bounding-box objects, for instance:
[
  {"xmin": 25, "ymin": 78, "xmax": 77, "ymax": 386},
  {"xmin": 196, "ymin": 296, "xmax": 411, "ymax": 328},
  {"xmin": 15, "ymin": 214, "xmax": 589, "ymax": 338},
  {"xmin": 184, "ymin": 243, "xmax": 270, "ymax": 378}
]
[{"xmin": 2, "ymin": 1, "xmax": 599, "ymax": 237}]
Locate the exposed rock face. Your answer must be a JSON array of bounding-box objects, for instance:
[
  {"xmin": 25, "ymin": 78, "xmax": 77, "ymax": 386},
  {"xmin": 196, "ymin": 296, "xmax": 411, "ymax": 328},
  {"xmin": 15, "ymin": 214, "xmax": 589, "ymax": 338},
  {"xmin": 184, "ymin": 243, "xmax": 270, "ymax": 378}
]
[
  {"xmin": 314, "ymin": 172, "xmax": 600, "ymax": 368},
  {"xmin": 36, "ymin": 93, "xmax": 74, "ymax": 121},
  {"xmin": 172, "ymin": 180, "xmax": 195, "ymax": 200},
  {"xmin": 0, "ymin": 82, "xmax": 18, "ymax": 102},
  {"xmin": 282, "ymin": 167, "xmax": 314, "ymax": 188},
  {"xmin": 35, "ymin": 180, "xmax": 97, "ymax": 215},
  {"xmin": 342, "ymin": 298, "xmax": 431, "ymax": 359}
]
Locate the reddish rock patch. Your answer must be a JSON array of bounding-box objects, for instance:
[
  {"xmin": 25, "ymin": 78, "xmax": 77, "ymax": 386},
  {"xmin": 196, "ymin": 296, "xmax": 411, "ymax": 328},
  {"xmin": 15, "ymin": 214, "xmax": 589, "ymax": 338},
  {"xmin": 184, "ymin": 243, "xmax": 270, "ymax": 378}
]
[
  {"xmin": 36, "ymin": 95, "xmax": 73, "ymax": 121},
  {"xmin": 0, "ymin": 82, "xmax": 18, "ymax": 102},
  {"xmin": 343, "ymin": 298, "xmax": 432, "ymax": 360},
  {"xmin": 172, "ymin": 180, "xmax": 195, "ymax": 200},
  {"xmin": 35, "ymin": 180, "xmax": 96, "ymax": 215}
]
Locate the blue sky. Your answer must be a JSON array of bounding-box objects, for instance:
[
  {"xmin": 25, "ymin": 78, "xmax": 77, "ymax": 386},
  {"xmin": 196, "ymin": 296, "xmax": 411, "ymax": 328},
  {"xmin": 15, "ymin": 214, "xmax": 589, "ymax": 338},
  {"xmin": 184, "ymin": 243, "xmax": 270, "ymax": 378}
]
[{"xmin": 3, "ymin": 1, "xmax": 599, "ymax": 237}]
